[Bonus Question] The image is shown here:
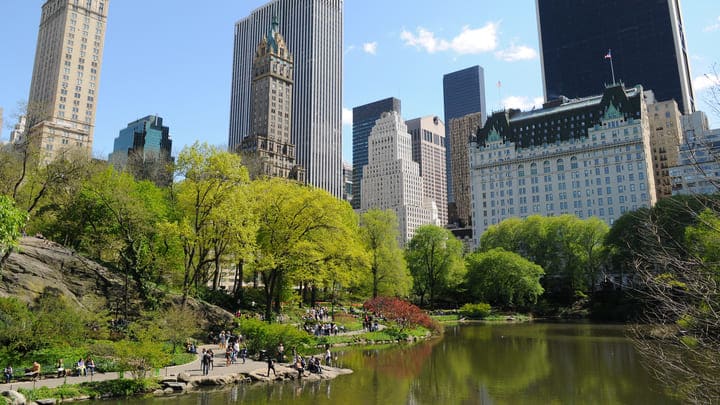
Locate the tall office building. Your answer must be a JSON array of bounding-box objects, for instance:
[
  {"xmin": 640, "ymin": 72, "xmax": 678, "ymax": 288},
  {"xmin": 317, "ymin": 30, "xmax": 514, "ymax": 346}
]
[
  {"xmin": 443, "ymin": 66, "xmax": 486, "ymax": 205},
  {"xmin": 351, "ymin": 97, "xmax": 402, "ymax": 208},
  {"xmin": 108, "ymin": 115, "xmax": 173, "ymax": 186},
  {"xmin": 240, "ymin": 17, "xmax": 304, "ymax": 182},
  {"xmin": 406, "ymin": 116, "xmax": 448, "ymax": 225},
  {"xmin": 361, "ymin": 111, "xmax": 438, "ymax": 245},
  {"xmin": 27, "ymin": 0, "xmax": 109, "ymax": 161},
  {"xmin": 470, "ymin": 84, "xmax": 657, "ymax": 245},
  {"xmin": 229, "ymin": 0, "xmax": 343, "ymax": 197},
  {"xmin": 449, "ymin": 112, "xmax": 483, "ymax": 227},
  {"xmin": 671, "ymin": 111, "xmax": 720, "ymax": 195},
  {"xmin": 647, "ymin": 99, "xmax": 683, "ymax": 199},
  {"xmin": 536, "ymin": 0, "xmax": 694, "ymax": 114}
]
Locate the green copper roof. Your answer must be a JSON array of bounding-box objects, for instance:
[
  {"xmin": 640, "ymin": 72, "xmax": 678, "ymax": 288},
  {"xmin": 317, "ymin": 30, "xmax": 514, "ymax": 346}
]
[{"xmin": 266, "ymin": 16, "xmax": 280, "ymax": 53}]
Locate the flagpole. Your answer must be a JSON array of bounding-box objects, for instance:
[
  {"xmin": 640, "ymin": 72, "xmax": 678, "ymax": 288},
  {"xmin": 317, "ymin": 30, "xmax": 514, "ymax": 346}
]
[{"xmin": 610, "ymin": 56, "xmax": 616, "ymax": 85}]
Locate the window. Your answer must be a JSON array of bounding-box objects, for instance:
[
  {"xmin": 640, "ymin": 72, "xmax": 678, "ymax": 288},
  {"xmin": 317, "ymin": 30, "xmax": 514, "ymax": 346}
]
[{"xmin": 570, "ymin": 157, "xmax": 578, "ymax": 169}]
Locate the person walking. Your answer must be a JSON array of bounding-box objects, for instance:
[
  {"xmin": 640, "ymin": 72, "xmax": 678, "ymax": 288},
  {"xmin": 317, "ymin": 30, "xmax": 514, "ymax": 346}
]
[
  {"xmin": 3, "ymin": 365, "xmax": 13, "ymax": 384},
  {"xmin": 200, "ymin": 349, "xmax": 210, "ymax": 376},
  {"xmin": 266, "ymin": 352, "xmax": 276, "ymax": 377}
]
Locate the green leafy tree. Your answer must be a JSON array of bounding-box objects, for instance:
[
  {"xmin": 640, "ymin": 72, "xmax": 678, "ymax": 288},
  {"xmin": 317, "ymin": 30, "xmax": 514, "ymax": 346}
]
[
  {"xmin": 173, "ymin": 142, "xmax": 250, "ymax": 306},
  {"xmin": 359, "ymin": 209, "xmax": 410, "ymax": 298},
  {"xmin": 465, "ymin": 248, "xmax": 544, "ymax": 308},
  {"xmin": 252, "ymin": 178, "xmax": 364, "ymax": 321},
  {"xmin": 0, "ymin": 195, "xmax": 27, "ymax": 269},
  {"xmin": 406, "ymin": 225, "xmax": 465, "ymax": 308}
]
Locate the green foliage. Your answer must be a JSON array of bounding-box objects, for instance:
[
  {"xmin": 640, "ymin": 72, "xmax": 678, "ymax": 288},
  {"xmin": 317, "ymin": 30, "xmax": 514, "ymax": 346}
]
[
  {"xmin": 406, "ymin": 225, "xmax": 465, "ymax": 308},
  {"xmin": 18, "ymin": 379, "xmax": 158, "ymax": 401},
  {"xmin": 459, "ymin": 303, "xmax": 492, "ymax": 319},
  {"xmin": 112, "ymin": 340, "xmax": 170, "ymax": 379},
  {"xmin": 465, "ymin": 248, "xmax": 544, "ymax": 308},
  {"xmin": 0, "ymin": 195, "xmax": 27, "ymax": 266},
  {"xmin": 237, "ymin": 317, "xmax": 313, "ymax": 356},
  {"xmin": 480, "ymin": 215, "xmax": 607, "ymax": 305},
  {"xmin": 359, "ymin": 209, "xmax": 411, "ymax": 298}
]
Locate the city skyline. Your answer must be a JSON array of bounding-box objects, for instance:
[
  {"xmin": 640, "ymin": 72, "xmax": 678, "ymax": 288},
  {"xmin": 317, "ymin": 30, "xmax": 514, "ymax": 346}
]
[{"xmin": 1, "ymin": 1, "xmax": 719, "ymax": 165}]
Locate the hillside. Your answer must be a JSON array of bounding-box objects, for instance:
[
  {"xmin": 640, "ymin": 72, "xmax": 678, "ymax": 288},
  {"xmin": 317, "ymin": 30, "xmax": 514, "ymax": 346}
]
[{"xmin": 0, "ymin": 237, "xmax": 233, "ymax": 327}]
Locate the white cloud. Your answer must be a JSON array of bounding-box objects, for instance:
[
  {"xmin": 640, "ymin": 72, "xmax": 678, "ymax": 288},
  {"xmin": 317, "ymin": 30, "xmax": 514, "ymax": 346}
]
[
  {"xmin": 342, "ymin": 107, "xmax": 353, "ymax": 126},
  {"xmin": 694, "ymin": 73, "xmax": 720, "ymax": 91},
  {"xmin": 362, "ymin": 42, "xmax": 378, "ymax": 55},
  {"xmin": 400, "ymin": 23, "xmax": 499, "ymax": 55},
  {"xmin": 495, "ymin": 44, "xmax": 538, "ymax": 62},
  {"xmin": 502, "ymin": 96, "xmax": 544, "ymax": 111},
  {"xmin": 703, "ymin": 16, "xmax": 720, "ymax": 32}
]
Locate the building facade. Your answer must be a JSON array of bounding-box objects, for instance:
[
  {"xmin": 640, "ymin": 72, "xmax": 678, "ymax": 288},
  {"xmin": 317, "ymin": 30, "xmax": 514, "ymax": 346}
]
[
  {"xmin": 108, "ymin": 115, "xmax": 173, "ymax": 184},
  {"xmin": 647, "ymin": 99, "xmax": 683, "ymax": 199},
  {"xmin": 406, "ymin": 116, "xmax": 448, "ymax": 225},
  {"xmin": 443, "ymin": 66, "xmax": 486, "ymax": 206},
  {"xmin": 342, "ymin": 161, "xmax": 353, "ymax": 203},
  {"xmin": 229, "ymin": 0, "xmax": 343, "ymax": 197},
  {"xmin": 351, "ymin": 97, "xmax": 402, "ymax": 209},
  {"xmin": 9, "ymin": 115, "xmax": 27, "ymax": 144},
  {"xmin": 449, "ymin": 112, "xmax": 483, "ymax": 227},
  {"xmin": 361, "ymin": 111, "xmax": 438, "ymax": 245},
  {"xmin": 536, "ymin": 0, "xmax": 694, "ymax": 114},
  {"xmin": 470, "ymin": 84, "xmax": 657, "ymax": 245},
  {"xmin": 670, "ymin": 111, "xmax": 720, "ymax": 195},
  {"xmin": 27, "ymin": 0, "xmax": 109, "ymax": 161},
  {"xmin": 240, "ymin": 17, "xmax": 303, "ymax": 182}
]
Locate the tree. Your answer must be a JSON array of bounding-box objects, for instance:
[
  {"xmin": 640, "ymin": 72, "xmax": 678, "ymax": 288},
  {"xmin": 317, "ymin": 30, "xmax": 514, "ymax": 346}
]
[
  {"xmin": 405, "ymin": 225, "xmax": 465, "ymax": 308},
  {"xmin": 173, "ymin": 142, "xmax": 250, "ymax": 306},
  {"xmin": 465, "ymin": 248, "xmax": 544, "ymax": 308},
  {"xmin": 251, "ymin": 178, "xmax": 364, "ymax": 321},
  {"xmin": 359, "ymin": 209, "xmax": 410, "ymax": 298},
  {"xmin": 363, "ymin": 296, "xmax": 438, "ymax": 332},
  {"xmin": 0, "ymin": 195, "xmax": 26, "ymax": 270}
]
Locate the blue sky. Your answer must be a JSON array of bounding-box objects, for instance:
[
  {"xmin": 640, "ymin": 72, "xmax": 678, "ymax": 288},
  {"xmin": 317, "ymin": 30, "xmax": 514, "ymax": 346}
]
[{"xmin": 1, "ymin": 0, "xmax": 719, "ymax": 164}]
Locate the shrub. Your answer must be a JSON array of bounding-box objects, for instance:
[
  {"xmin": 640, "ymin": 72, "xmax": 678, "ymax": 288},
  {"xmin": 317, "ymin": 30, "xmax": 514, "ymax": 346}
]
[
  {"xmin": 363, "ymin": 297, "xmax": 440, "ymax": 333},
  {"xmin": 237, "ymin": 318, "xmax": 313, "ymax": 357},
  {"xmin": 459, "ymin": 303, "xmax": 492, "ymax": 319}
]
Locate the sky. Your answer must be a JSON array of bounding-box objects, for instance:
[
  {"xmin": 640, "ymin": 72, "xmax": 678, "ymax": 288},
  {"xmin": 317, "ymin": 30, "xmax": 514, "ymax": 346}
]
[{"xmin": 1, "ymin": 0, "xmax": 719, "ymax": 164}]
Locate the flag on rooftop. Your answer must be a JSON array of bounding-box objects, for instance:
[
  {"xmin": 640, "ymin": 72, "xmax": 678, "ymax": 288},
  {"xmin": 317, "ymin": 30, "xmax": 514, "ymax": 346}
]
[{"xmin": 604, "ymin": 49, "xmax": 612, "ymax": 59}]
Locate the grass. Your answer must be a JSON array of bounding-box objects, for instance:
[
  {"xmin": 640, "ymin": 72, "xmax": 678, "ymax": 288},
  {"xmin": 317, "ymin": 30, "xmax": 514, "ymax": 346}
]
[{"xmin": 17, "ymin": 379, "xmax": 160, "ymax": 401}]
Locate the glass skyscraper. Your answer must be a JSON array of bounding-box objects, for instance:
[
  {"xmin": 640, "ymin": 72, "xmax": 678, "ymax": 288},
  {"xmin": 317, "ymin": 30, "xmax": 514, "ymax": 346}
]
[
  {"xmin": 108, "ymin": 115, "xmax": 172, "ymax": 184},
  {"xmin": 351, "ymin": 97, "xmax": 402, "ymax": 209},
  {"xmin": 443, "ymin": 66, "xmax": 487, "ymax": 205},
  {"xmin": 536, "ymin": 0, "xmax": 695, "ymax": 114},
  {"xmin": 229, "ymin": 0, "xmax": 344, "ymax": 197}
]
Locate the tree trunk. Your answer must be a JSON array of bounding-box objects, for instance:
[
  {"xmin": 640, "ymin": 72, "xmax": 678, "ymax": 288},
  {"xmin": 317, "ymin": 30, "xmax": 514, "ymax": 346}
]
[
  {"xmin": 233, "ymin": 259, "xmax": 244, "ymax": 303},
  {"xmin": 311, "ymin": 285, "xmax": 317, "ymax": 307}
]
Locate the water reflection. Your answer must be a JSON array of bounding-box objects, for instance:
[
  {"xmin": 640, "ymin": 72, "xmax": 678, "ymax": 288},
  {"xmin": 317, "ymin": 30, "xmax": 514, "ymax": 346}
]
[{"xmin": 91, "ymin": 323, "xmax": 677, "ymax": 405}]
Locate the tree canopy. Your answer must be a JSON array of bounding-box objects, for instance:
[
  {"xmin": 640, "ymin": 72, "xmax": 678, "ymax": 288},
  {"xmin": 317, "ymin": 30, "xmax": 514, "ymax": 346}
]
[{"xmin": 465, "ymin": 248, "xmax": 544, "ymax": 308}]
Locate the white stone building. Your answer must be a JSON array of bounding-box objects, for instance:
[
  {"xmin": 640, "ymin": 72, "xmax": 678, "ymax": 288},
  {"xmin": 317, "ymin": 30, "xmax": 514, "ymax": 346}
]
[
  {"xmin": 361, "ymin": 111, "xmax": 438, "ymax": 244},
  {"xmin": 470, "ymin": 84, "xmax": 657, "ymax": 246}
]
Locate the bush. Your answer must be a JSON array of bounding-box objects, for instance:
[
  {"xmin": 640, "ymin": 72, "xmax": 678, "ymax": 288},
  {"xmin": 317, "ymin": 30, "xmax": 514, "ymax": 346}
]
[
  {"xmin": 364, "ymin": 297, "xmax": 441, "ymax": 334},
  {"xmin": 237, "ymin": 318, "xmax": 313, "ymax": 358},
  {"xmin": 459, "ymin": 303, "xmax": 492, "ymax": 319}
]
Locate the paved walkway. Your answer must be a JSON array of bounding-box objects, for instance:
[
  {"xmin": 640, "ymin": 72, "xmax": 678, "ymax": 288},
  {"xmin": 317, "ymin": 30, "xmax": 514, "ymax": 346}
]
[{"xmin": 0, "ymin": 345, "xmax": 268, "ymax": 392}]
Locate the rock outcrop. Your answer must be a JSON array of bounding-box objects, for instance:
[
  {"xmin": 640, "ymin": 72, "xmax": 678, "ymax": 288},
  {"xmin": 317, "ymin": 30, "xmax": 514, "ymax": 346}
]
[{"xmin": 0, "ymin": 237, "xmax": 233, "ymax": 329}]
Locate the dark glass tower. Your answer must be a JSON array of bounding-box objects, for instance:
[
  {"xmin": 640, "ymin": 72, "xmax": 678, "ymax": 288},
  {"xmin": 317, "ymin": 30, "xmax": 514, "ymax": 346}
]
[
  {"xmin": 536, "ymin": 0, "xmax": 694, "ymax": 114},
  {"xmin": 351, "ymin": 97, "xmax": 402, "ymax": 209},
  {"xmin": 443, "ymin": 66, "xmax": 486, "ymax": 204}
]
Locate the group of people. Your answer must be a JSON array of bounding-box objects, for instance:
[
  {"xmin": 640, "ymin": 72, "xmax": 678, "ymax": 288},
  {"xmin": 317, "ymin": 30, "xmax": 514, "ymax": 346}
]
[
  {"xmin": 363, "ymin": 315, "xmax": 380, "ymax": 332},
  {"xmin": 56, "ymin": 357, "xmax": 95, "ymax": 377},
  {"xmin": 200, "ymin": 349, "xmax": 214, "ymax": 376},
  {"xmin": 304, "ymin": 306, "xmax": 331, "ymax": 322}
]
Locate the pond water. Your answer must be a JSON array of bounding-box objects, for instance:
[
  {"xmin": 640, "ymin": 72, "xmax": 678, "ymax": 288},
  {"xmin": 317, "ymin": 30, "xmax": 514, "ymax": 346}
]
[{"xmin": 92, "ymin": 323, "xmax": 678, "ymax": 405}]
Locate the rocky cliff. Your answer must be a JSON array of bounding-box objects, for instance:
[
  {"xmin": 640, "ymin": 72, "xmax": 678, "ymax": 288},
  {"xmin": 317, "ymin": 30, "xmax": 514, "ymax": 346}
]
[{"xmin": 0, "ymin": 237, "xmax": 233, "ymax": 328}]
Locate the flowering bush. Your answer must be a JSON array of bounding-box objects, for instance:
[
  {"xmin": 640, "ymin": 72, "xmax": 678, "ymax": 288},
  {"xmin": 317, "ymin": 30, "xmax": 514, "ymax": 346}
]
[{"xmin": 363, "ymin": 296, "xmax": 439, "ymax": 333}]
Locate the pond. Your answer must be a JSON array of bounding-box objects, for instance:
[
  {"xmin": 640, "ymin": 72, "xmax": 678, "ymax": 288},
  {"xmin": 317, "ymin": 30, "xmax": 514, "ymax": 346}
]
[{"xmin": 93, "ymin": 323, "xmax": 678, "ymax": 404}]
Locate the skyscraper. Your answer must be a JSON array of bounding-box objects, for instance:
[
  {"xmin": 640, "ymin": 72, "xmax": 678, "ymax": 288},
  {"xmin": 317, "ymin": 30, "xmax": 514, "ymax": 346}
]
[
  {"xmin": 229, "ymin": 0, "xmax": 343, "ymax": 197},
  {"xmin": 361, "ymin": 111, "xmax": 438, "ymax": 245},
  {"xmin": 240, "ymin": 17, "xmax": 303, "ymax": 182},
  {"xmin": 536, "ymin": 0, "xmax": 694, "ymax": 114},
  {"xmin": 108, "ymin": 115, "xmax": 173, "ymax": 186},
  {"xmin": 406, "ymin": 116, "xmax": 448, "ymax": 225},
  {"xmin": 449, "ymin": 112, "xmax": 483, "ymax": 227},
  {"xmin": 647, "ymin": 99, "xmax": 683, "ymax": 200},
  {"xmin": 443, "ymin": 66, "xmax": 486, "ymax": 206},
  {"xmin": 27, "ymin": 0, "xmax": 109, "ymax": 161},
  {"xmin": 351, "ymin": 97, "xmax": 402, "ymax": 208}
]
